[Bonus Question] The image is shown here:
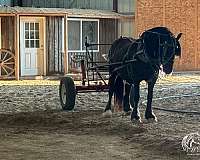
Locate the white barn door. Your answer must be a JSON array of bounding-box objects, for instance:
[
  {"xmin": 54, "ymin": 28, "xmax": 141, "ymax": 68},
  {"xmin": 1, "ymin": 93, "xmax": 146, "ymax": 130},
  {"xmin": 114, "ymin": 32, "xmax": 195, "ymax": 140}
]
[{"xmin": 20, "ymin": 17, "xmax": 45, "ymax": 76}]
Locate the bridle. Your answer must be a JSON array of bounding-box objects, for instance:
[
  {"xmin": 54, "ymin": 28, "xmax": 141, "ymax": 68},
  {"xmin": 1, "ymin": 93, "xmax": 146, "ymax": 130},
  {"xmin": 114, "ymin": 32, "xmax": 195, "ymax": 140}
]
[{"xmin": 140, "ymin": 31, "xmax": 177, "ymax": 67}]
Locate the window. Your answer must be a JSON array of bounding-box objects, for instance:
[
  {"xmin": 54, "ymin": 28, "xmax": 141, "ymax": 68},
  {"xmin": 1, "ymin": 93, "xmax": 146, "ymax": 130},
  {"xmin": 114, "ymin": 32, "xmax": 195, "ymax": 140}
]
[
  {"xmin": 118, "ymin": 0, "xmax": 135, "ymax": 13},
  {"xmin": 24, "ymin": 22, "xmax": 40, "ymax": 48},
  {"xmin": 68, "ymin": 20, "xmax": 81, "ymax": 50},
  {"xmin": 68, "ymin": 19, "xmax": 99, "ymax": 52}
]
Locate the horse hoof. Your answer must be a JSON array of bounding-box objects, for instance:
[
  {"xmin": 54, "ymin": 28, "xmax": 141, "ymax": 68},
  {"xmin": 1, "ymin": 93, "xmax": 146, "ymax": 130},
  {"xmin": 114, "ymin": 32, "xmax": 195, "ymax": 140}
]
[
  {"xmin": 146, "ymin": 117, "xmax": 158, "ymax": 123},
  {"xmin": 145, "ymin": 112, "xmax": 157, "ymax": 122},
  {"xmin": 131, "ymin": 118, "xmax": 142, "ymax": 124},
  {"xmin": 102, "ymin": 110, "xmax": 112, "ymax": 118}
]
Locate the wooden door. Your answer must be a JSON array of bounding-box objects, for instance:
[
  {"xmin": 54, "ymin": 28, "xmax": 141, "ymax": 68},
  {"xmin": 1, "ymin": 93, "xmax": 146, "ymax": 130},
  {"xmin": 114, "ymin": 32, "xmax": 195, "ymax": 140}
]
[{"xmin": 20, "ymin": 17, "xmax": 45, "ymax": 76}]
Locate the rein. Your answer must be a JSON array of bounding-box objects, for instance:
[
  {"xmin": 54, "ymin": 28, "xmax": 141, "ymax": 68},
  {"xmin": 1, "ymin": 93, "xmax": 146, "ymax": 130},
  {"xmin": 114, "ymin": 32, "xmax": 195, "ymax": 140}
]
[{"xmin": 119, "ymin": 31, "xmax": 177, "ymax": 74}]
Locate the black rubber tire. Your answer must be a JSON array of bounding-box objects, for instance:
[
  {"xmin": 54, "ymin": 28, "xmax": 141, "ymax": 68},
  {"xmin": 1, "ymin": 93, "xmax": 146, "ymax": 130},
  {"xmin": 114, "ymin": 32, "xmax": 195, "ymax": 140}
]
[{"xmin": 59, "ymin": 76, "xmax": 76, "ymax": 110}]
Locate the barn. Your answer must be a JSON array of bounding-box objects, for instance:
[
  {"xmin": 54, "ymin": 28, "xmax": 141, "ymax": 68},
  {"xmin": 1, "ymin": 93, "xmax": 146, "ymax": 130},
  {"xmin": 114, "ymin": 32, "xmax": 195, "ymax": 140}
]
[
  {"xmin": 136, "ymin": 0, "xmax": 200, "ymax": 71},
  {"xmin": 1, "ymin": 0, "xmax": 200, "ymax": 80},
  {"xmin": 0, "ymin": 0, "xmax": 134, "ymax": 80}
]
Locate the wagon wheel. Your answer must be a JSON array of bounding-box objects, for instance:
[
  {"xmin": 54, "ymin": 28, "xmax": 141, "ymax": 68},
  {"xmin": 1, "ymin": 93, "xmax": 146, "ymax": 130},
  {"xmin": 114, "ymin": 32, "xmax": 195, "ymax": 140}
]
[
  {"xmin": 0, "ymin": 49, "xmax": 15, "ymax": 77},
  {"xmin": 59, "ymin": 76, "xmax": 76, "ymax": 110}
]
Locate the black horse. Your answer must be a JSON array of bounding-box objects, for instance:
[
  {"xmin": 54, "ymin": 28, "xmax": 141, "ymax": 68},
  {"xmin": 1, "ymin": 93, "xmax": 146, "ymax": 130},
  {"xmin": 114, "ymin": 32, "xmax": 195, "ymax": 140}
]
[{"xmin": 104, "ymin": 27, "xmax": 182, "ymax": 122}]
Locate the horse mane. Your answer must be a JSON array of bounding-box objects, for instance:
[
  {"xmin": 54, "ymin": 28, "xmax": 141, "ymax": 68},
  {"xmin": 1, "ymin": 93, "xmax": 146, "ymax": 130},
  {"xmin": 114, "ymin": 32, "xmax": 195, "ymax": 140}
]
[{"xmin": 142, "ymin": 27, "xmax": 174, "ymax": 36}]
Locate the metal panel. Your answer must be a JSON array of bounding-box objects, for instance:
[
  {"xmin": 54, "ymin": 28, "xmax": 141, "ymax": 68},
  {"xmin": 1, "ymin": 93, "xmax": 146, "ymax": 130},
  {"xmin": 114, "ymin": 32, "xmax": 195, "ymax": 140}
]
[
  {"xmin": 21, "ymin": 0, "xmax": 113, "ymax": 10},
  {"xmin": 46, "ymin": 16, "xmax": 64, "ymax": 75},
  {"xmin": 0, "ymin": 0, "xmax": 12, "ymax": 6},
  {"xmin": 118, "ymin": 18, "xmax": 134, "ymax": 37},
  {"xmin": 118, "ymin": 0, "xmax": 135, "ymax": 13},
  {"xmin": 99, "ymin": 19, "xmax": 118, "ymax": 62}
]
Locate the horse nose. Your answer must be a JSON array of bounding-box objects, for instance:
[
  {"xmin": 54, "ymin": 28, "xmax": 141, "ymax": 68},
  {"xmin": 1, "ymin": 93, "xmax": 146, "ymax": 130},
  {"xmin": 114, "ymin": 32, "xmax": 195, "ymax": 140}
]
[{"xmin": 163, "ymin": 68, "xmax": 173, "ymax": 74}]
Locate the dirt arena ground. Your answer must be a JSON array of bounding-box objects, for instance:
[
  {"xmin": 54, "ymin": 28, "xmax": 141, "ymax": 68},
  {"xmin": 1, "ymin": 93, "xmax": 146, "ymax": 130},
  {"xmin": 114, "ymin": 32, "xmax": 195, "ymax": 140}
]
[{"xmin": 0, "ymin": 73, "xmax": 199, "ymax": 160}]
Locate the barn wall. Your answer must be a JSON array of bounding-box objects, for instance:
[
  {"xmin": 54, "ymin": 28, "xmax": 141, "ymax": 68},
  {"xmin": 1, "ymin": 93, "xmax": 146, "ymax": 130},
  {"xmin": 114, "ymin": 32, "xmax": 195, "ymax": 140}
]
[
  {"xmin": 118, "ymin": 0, "xmax": 135, "ymax": 13},
  {"xmin": 99, "ymin": 19, "xmax": 118, "ymax": 62},
  {"xmin": 1, "ymin": 16, "xmax": 15, "ymax": 52},
  {"xmin": 136, "ymin": 0, "xmax": 200, "ymax": 71},
  {"xmin": 118, "ymin": 0, "xmax": 135, "ymax": 38},
  {"xmin": 46, "ymin": 16, "xmax": 64, "ymax": 75},
  {"xmin": 20, "ymin": 0, "xmax": 113, "ymax": 10},
  {"xmin": 0, "ymin": 0, "xmax": 13, "ymax": 6}
]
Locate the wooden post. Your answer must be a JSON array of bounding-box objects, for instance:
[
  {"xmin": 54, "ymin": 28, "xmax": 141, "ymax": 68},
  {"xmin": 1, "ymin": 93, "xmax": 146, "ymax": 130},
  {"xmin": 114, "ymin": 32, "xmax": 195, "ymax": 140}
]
[
  {"xmin": 80, "ymin": 60, "xmax": 86, "ymax": 85},
  {"xmin": 43, "ymin": 17, "xmax": 47, "ymax": 76},
  {"xmin": 0, "ymin": 17, "xmax": 1, "ymax": 49},
  {"xmin": 113, "ymin": 0, "xmax": 118, "ymax": 12},
  {"xmin": 64, "ymin": 14, "xmax": 68, "ymax": 74},
  {"xmin": 14, "ymin": 14, "xmax": 20, "ymax": 80}
]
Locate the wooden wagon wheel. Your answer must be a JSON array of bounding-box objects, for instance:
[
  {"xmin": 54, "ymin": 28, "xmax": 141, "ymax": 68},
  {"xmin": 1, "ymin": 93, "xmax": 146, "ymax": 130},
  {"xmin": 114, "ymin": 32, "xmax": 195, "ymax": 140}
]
[{"xmin": 0, "ymin": 49, "xmax": 15, "ymax": 77}]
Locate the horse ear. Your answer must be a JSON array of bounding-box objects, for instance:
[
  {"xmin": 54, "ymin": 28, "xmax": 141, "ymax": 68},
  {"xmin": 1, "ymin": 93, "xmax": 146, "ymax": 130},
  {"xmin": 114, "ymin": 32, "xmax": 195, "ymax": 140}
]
[{"xmin": 176, "ymin": 33, "xmax": 182, "ymax": 41}]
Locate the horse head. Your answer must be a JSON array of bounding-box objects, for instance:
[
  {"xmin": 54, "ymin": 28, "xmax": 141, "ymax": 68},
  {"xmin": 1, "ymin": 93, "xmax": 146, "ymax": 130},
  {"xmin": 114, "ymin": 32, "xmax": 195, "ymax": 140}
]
[
  {"xmin": 141, "ymin": 27, "xmax": 182, "ymax": 74},
  {"xmin": 162, "ymin": 32, "xmax": 182, "ymax": 74}
]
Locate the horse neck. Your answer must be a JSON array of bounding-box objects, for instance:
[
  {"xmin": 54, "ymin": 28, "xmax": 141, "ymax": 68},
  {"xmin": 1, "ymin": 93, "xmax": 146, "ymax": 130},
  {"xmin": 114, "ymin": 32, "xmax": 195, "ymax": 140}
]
[{"xmin": 143, "ymin": 45, "xmax": 162, "ymax": 71}]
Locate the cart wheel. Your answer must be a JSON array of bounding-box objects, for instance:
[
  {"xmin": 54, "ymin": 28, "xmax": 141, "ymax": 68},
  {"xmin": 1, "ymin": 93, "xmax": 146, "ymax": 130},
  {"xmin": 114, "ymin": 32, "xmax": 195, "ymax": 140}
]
[
  {"xmin": 59, "ymin": 76, "xmax": 76, "ymax": 110},
  {"xmin": 0, "ymin": 49, "xmax": 15, "ymax": 77}
]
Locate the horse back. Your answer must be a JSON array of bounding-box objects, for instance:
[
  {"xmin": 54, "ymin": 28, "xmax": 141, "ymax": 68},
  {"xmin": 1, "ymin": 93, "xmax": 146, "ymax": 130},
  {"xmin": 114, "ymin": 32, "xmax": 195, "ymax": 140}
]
[{"xmin": 108, "ymin": 37, "xmax": 136, "ymax": 63}]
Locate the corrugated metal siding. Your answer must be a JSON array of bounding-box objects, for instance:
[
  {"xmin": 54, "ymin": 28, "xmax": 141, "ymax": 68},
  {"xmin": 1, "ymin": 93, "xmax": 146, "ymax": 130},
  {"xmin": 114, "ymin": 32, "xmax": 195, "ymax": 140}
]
[
  {"xmin": 0, "ymin": 7, "xmax": 122, "ymax": 19},
  {"xmin": 0, "ymin": 0, "xmax": 12, "ymax": 6},
  {"xmin": 118, "ymin": 18, "xmax": 134, "ymax": 37},
  {"xmin": 118, "ymin": 0, "xmax": 135, "ymax": 38},
  {"xmin": 46, "ymin": 16, "xmax": 64, "ymax": 75},
  {"xmin": 118, "ymin": 0, "xmax": 135, "ymax": 13},
  {"xmin": 21, "ymin": 0, "xmax": 113, "ymax": 10},
  {"xmin": 99, "ymin": 19, "xmax": 118, "ymax": 62}
]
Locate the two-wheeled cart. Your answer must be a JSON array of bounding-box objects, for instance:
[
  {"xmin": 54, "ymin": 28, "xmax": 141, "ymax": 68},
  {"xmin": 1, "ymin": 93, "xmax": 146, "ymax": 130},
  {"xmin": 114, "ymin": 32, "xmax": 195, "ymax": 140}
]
[{"xmin": 59, "ymin": 37, "xmax": 111, "ymax": 110}]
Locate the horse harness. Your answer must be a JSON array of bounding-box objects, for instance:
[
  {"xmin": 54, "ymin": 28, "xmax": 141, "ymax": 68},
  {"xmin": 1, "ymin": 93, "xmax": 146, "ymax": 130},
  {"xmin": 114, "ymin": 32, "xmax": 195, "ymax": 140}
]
[{"xmin": 113, "ymin": 33, "xmax": 177, "ymax": 74}]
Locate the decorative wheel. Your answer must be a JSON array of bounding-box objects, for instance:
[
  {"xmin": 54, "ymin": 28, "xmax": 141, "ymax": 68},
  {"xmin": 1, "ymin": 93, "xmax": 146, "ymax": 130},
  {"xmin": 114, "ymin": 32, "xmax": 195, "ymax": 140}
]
[
  {"xmin": 59, "ymin": 76, "xmax": 76, "ymax": 110},
  {"xmin": 0, "ymin": 49, "xmax": 15, "ymax": 77}
]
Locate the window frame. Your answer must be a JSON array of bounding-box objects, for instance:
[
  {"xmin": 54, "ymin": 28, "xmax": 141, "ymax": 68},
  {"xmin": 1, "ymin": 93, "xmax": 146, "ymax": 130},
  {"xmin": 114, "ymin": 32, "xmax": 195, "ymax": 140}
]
[
  {"xmin": 67, "ymin": 18, "xmax": 99, "ymax": 52},
  {"xmin": 24, "ymin": 22, "xmax": 40, "ymax": 48}
]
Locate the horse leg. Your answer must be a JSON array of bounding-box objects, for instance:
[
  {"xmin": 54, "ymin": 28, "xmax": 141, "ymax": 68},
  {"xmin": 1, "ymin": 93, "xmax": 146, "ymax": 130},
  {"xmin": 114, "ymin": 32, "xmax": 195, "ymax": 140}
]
[
  {"xmin": 130, "ymin": 83, "xmax": 141, "ymax": 122},
  {"xmin": 113, "ymin": 77, "xmax": 123, "ymax": 111},
  {"xmin": 123, "ymin": 82, "xmax": 132, "ymax": 113},
  {"xmin": 145, "ymin": 80, "xmax": 157, "ymax": 122},
  {"xmin": 103, "ymin": 74, "xmax": 116, "ymax": 117}
]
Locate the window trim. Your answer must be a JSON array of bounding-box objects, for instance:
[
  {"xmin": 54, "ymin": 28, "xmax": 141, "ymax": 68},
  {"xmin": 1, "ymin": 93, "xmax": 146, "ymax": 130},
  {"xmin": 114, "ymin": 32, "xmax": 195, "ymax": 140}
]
[{"xmin": 67, "ymin": 18, "xmax": 99, "ymax": 52}]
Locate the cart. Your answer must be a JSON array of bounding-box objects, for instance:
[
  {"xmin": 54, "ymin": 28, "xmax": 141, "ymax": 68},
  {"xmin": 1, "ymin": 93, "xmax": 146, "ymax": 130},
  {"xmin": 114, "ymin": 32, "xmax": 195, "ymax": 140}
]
[{"xmin": 59, "ymin": 37, "xmax": 112, "ymax": 110}]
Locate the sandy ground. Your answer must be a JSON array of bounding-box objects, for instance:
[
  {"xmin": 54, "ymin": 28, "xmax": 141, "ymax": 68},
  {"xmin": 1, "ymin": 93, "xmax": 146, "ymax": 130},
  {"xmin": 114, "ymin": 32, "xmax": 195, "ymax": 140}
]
[{"xmin": 0, "ymin": 74, "xmax": 200, "ymax": 160}]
